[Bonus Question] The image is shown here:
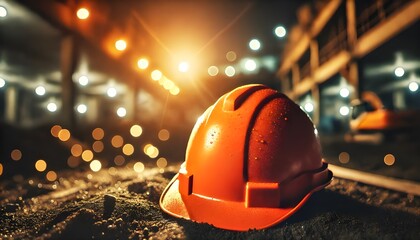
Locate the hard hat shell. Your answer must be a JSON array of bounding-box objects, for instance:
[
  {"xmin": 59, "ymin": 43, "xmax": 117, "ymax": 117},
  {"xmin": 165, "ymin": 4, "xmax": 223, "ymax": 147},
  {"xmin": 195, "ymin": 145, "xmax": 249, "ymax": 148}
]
[{"xmin": 160, "ymin": 84, "xmax": 332, "ymax": 231}]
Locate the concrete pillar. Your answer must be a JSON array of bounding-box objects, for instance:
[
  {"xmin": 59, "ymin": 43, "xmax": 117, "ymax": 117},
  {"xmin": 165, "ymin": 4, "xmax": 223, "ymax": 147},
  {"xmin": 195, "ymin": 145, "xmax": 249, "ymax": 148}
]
[
  {"xmin": 5, "ymin": 86, "xmax": 17, "ymax": 124},
  {"xmin": 60, "ymin": 34, "xmax": 78, "ymax": 129}
]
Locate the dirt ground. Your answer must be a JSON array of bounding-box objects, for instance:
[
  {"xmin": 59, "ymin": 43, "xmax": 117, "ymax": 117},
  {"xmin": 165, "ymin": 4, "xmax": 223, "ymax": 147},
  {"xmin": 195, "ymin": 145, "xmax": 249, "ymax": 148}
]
[{"xmin": 1, "ymin": 165, "xmax": 419, "ymax": 240}]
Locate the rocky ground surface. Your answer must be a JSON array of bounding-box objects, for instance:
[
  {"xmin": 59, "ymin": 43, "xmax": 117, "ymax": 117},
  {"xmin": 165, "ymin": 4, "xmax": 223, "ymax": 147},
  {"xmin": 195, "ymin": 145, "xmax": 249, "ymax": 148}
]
[{"xmin": 1, "ymin": 165, "xmax": 419, "ymax": 240}]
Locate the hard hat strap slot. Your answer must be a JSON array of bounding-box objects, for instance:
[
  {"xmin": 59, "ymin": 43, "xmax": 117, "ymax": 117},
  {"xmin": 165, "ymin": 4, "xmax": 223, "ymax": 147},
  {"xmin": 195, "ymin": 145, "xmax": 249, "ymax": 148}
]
[
  {"xmin": 178, "ymin": 173, "xmax": 193, "ymax": 196},
  {"xmin": 245, "ymin": 162, "xmax": 331, "ymax": 208}
]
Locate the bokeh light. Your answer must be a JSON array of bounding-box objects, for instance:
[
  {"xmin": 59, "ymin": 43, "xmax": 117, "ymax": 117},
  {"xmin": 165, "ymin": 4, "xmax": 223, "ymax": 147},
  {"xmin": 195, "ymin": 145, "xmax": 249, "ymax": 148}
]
[
  {"xmin": 274, "ymin": 26, "xmax": 286, "ymax": 38},
  {"xmin": 249, "ymin": 39, "xmax": 261, "ymax": 51},
  {"xmin": 67, "ymin": 156, "xmax": 80, "ymax": 168},
  {"xmin": 226, "ymin": 51, "xmax": 237, "ymax": 62},
  {"xmin": 35, "ymin": 159, "xmax": 47, "ymax": 172},
  {"xmin": 11, "ymin": 149, "xmax": 22, "ymax": 161},
  {"xmin": 47, "ymin": 102, "xmax": 57, "ymax": 112},
  {"xmin": 340, "ymin": 88, "xmax": 350, "ymax": 98},
  {"xmin": 408, "ymin": 82, "xmax": 419, "ymax": 92},
  {"xmin": 339, "ymin": 106, "xmax": 350, "ymax": 116},
  {"xmin": 133, "ymin": 162, "xmax": 145, "ymax": 173},
  {"xmin": 304, "ymin": 102, "xmax": 314, "ymax": 113},
  {"xmin": 156, "ymin": 157, "xmax": 168, "ymax": 168},
  {"xmin": 77, "ymin": 104, "xmax": 87, "ymax": 114},
  {"xmin": 394, "ymin": 67, "xmax": 405, "ymax": 77},
  {"xmin": 58, "ymin": 129, "xmax": 71, "ymax": 141},
  {"xmin": 115, "ymin": 39, "xmax": 127, "ymax": 51},
  {"xmin": 0, "ymin": 77, "xmax": 5, "ymax": 88},
  {"xmin": 46, "ymin": 171, "xmax": 57, "ymax": 182},
  {"xmin": 169, "ymin": 87, "xmax": 180, "ymax": 95},
  {"xmin": 158, "ymin": 129, "xmax": 170, "ymax": 141},
  {"xmin": 130, "ymin": 125, "xmax": 143, "ymax": 137},
  {"xmin": 208, "ymin": 66, "xmax": 219, "ymax": 76},
  {"xmin": 111, "ymin": 135, "xmax": 124, "ymax": 148},
  {"xmin": 92, "ymin": 128, "xmax": 105, "ymax": 140},
  {"xmin": 0, "ymin": 163, "xmax": 3, "ymax": 176},
  {"xmin": 137, "ymin": 58, "xmax": 149, "ymax": 70},
  {"xmin": 76, "ymin": 8, "xmax": 89, "ymax": 20},
  {"xmin": 50, "ymin": 125, "xmax": 62, "ymax": 137},
  {"xmin": 114, "ymin": 155, "xmax": 125, "ymax": 166},
  {"xmin": 225, "ymin": 66, "xmax": 236, "ymax": 77},
  {"xmin": 92, "ymin": 141, "xmax": 104, "ymax": 153},
  {"xmin": 384, "ymin": 154, "xmax": 396, "ymax": 166},
  {"xmin": 116, "ymin": 107, "xmax": 127, "ymax": 117},
  {"xmin": 35, "ymin": 86, "xmax": 46, "ymax": 96},
  {"xmin": 0, "ymin": 6, "xmax": 8, "ymax": 18},
  {"xmin": 122, "ymin": 143, "xmax": 135, "ymax": 156},
  {"xmin": 244, "ymin": 59, "xmax": 257, "ymax": 72},
  {"xmin": 151, "ymin": 70, "xmax": 163, "ymax": 81},
  {"xmin": 81, "ymin": 150, "xmax": 94, "ymax": 162},
  {"xmin": 107, "ymin": 87, "xmax": 117, "ymax": 97},
  {"xmin": 90, "ymin": 160, "xmax": 102, "ymax": 172},
  {"xmin": 144, "ymin": 144, "xmax": 159, "ymax": 158},
  {"xmin": 71, "ymin": 144, "xmax": 83, "ymax": 157},
  {"xmin": 339, "ymin": 152, "xmax": 350, "ymax": 164},
  {"xmin": 78, "ymin": 75, "xmax": 89, "ymax": 86}
]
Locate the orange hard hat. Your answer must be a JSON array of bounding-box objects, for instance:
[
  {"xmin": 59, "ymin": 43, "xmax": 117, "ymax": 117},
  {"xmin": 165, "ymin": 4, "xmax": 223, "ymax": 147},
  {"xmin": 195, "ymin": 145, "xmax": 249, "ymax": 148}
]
[{"xmin": 160, "ymin": 84, "xmax": 332, "ymax": 231}]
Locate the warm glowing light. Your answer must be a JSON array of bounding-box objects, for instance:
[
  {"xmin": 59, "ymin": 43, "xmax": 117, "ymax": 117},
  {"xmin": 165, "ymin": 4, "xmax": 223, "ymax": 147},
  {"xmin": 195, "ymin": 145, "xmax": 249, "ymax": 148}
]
[
  {"xmin": 0, "ymin": 77, "xmax": 5, "ymax": 88},
  {"xmin": 226, "ymin": 51, "xmax": 237, "ymax": 62},
  {"xmin": 47, "ymin": 102, "xmax": 57, "ymax": 112},
  {"xmin": 178, "ymin": 61, "xmax": 189, "ymax": 73},
  {"xmin": 68, "ymin": 156, "xmax": 80, "ymax": 168},
  {"xmin": 51, "ymin": 125, "xmax": 62, "ymax": 137},
  {"xmin": 116, "ymin": 107, "xmax": 126, "ymax": 117},
  {"xmin": 71, "ymin": 144, "xmax": 83, "ymax": 157},
  {"xmin": 156, "ymin": 157, "xmax": 168, "ymax": 168},
  {"xmin": 339, "ymin": 152, "xmax": 350, "ymax": 164},
  {"xmin": 163, "ymin": 79, "xmax": 175, "ymax": 90},
  {"xmin": 339, "ymin": 106, "xmax": 350, "ymax": 116},
  {"xmin": 169, "ymin": 87, "xmax": 180, "ymax": 96},
  {"xmin": 137, "ymin": 58, "xmax": 149, "ymax": 70},
  {"xmin": 107, "ymin": 87, "xmax": 117, "ymax": 97},
  {"xmin": 122, "ymin": 143, "xmax": 135, "ymax": 156},
  {"xmin": 111, "ymin": 135, "xmax": 124, "ymax": 148},
  {"xmin": 158, "ymin": 129, "xmax": 170, "ymax": 141},
  {"xmin": 115, "ymin": 39, "xmax": 127, "ymax": 51},
  {"xmin": 249, "ymin": 39, "xmax": 261, "ymax": 51},
  {"xmin": 11, "ymin": 149, "xmax": 22, "ymax": 161},
  {"xmin": 151, "ymin": 70, "xmax": 163, "ymax": 81},
  {"xmin": 35, "ymin": 159, "xmax": 47, "ymax": 172},
  {"xmin": 92, "ymin": 128, "xmax": 104, "ymax": 140},
  {"xmin": 78, "ymin": 75, "xmax": 89, "ymax": 86},
  {"xmin": 133, "ymin": 162, "xmax": 145, "ymax": 173},
  {"xmin": 394, "ymin": 67, "xmax": 405, "ymax": 77},
  {"xmin": 92, "ymin": 141, "xmax": 104, "ymax": 153},
  {"xmin": 76, "ymin": 8, "xmax": 89, "ymax": 20},
  {"xmin": 108, "ymin": 167, "xmax": 117, "ymax": 175},
  {"xmin": 35, "ymin": 86, "xmax": 46, "ymax": 96},
  {"xmin": 340, "ymin": 88, "xmax": 350, "ymax": 98},
  {"xmin": 114, "ymin": 155, "xmax": 125, "ymax": 166},
  {"xmin": 225, "ymin": 66, "xmax": 236, "ymax": 77},
  {"xmin": 409, "ymin": 82, "xmax": 419, "ymax": 92},
  {"xmin": 274, "ymin": 26, "xmax": 286, "ymax": 38},
  {"xmin": 0, "ymin": 6, "xmax": 7, "ymax": 18},
  {"xmin": 90, "ymin": 160, "xmax": 102, "ymax": 172},
  {"xmin": 81, "ymin": 150, "xmax": 94, "ymax": 162},
  {"xmin": 384, "ymin": 154, "xmax": 395, "ymax": 166},
  {"xmin": 46, "ymin": 171, "xmax": 57, "ymax": 181},
  {"xmin": 245, "ymin": 59, "xmax": 257, "ymax": 72},
  {"xmin": 77, "ymin": 104, "xmax": 87, "ymax": 114},
  {"xmin": 0, "ymin": 163, "xmax": 3, "ymax": 176},
  {"xmin": 304, "ymin": 102, "xmax": 314, "ymax": 113},
  {"xmin": 130, "ymin": 125, "xmax": 143, "ymax": 137},
  {"xmin": 208, "ymin": 66, "xmax": 219, "ymax": 76},
  {"xmin": 58, "ymin": 129, "xmax": 71, "ymax": 141},
  {"xmin": 144, "ymin": 144, "xmax": 159, "ymax": 159}
]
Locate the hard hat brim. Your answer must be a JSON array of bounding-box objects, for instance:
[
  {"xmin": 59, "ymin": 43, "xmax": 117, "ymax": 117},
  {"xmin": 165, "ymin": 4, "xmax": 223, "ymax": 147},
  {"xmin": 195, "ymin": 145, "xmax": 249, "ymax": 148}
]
[{"xmin": 160, "ymin": 172, "xmax": 332, "ymax": 231}]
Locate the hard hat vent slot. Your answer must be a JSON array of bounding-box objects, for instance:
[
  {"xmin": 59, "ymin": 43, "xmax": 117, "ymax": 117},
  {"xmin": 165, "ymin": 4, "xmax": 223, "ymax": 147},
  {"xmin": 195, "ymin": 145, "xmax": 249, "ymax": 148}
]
[
  {"xmin": 223, "ymin": 85, "xmax": 266, "ymax": 111},
  {"xmin": 178, "ymin": 173, "xmax": 194, "ymax": 195}
]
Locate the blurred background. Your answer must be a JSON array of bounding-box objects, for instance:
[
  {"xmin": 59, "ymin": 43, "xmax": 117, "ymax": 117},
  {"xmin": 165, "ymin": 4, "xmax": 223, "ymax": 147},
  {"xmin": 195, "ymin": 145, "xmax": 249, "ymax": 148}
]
[{"xmin": 0, "ymin": 0, "xmax": 419, "ymax": 182}]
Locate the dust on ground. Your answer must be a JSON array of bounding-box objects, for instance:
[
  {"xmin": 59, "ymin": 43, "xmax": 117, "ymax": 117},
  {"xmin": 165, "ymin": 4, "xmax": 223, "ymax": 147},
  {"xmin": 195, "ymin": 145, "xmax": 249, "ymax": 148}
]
[{"xmin": 1, "ymin": 166, "xmax": 419, "ymax": 240}]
